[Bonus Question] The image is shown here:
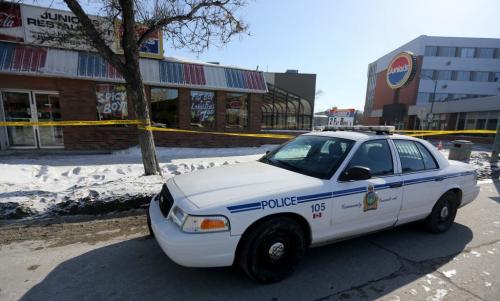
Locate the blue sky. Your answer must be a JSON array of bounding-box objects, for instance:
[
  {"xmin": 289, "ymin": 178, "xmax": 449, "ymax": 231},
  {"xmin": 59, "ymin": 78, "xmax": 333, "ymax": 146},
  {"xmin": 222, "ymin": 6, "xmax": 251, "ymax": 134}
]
[
  {"xmin": 167, "ymin": 0, "xmax": 500, "ymax": 112},
  {"xmin": 40, "ymin": 0, "xmax": 500, "ymax": 112}
]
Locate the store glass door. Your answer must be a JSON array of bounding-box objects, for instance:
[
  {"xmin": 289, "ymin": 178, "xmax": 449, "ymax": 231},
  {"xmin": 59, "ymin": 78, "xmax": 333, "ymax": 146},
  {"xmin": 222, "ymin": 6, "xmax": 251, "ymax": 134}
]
[
  {"xmin": 1, "ymin": 91, "xmax": 63, "ymax": 149},
  {"xmin": 1, "ymin": 91, "xmax": 36, "ymax": 148},
  {"xmin": 33, "ymin": 93, "xmax": 64, "ymax": 148}
]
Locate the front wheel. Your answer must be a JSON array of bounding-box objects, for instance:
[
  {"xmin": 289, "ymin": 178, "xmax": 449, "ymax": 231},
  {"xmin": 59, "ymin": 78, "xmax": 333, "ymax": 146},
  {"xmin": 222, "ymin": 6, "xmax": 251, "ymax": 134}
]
[
  {"xmin": 238, "ymin": 217, "xmax": 307, "ymax": 283},
  {"xmin": 424, "ymin": 192, "xmax": 458, "ymax": 233}
]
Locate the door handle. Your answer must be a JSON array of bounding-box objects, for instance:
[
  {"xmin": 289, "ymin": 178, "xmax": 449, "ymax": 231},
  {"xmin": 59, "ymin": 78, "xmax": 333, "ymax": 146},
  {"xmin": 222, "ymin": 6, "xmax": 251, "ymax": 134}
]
[
  {"xmin": 389, "ymin": 182, "xmax": 402, "ymax": 188},
  {"xmin": 434, "ymin": 177, "xmax": 445, "ymax": 182}
]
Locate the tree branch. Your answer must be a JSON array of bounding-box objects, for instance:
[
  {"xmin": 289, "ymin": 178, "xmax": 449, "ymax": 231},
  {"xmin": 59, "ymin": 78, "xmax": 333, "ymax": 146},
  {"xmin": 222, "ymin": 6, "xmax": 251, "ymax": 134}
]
[
  {"xmin": 136, "ymin": 0, "xmax": 230, "ymax": 48},
  {"xmin": 63, "ymin": 0, "xmax": 125, "ymax": 75}
]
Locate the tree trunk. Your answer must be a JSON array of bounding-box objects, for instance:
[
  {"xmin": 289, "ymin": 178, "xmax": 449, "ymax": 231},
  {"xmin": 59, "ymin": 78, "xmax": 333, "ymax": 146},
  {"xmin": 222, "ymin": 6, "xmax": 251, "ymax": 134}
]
[{"xmin": 125, "ymin": 70, "xmax": 162, "ymax": 176}]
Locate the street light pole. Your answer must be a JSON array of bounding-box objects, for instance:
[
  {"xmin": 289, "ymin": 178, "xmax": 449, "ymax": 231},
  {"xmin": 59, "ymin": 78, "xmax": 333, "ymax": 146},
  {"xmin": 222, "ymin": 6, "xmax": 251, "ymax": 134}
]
[{"xmin": 420, "ymin": 73, "xmax": 438, "ymax": 130}]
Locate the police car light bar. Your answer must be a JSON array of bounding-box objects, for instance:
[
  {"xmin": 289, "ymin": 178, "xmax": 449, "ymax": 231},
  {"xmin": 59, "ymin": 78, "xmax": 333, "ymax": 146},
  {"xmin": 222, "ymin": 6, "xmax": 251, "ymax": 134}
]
[{"xmin": 323, "ymin": 125, "xmax": 395, "ymax": 134}]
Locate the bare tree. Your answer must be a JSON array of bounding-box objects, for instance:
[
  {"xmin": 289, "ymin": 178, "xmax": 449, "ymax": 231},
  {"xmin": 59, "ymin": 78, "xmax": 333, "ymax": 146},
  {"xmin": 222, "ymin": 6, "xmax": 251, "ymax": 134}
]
[{"xmin": 41, "ymin": 0, "xmax": 248, "ymax": 175}]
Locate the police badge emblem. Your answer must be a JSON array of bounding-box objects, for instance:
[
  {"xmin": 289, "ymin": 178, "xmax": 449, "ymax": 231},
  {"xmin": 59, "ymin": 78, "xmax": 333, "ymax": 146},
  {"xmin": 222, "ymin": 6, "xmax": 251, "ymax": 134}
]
[{"xmin": 363, "ymin": 184, "xmax": 379, "ymax": 212}]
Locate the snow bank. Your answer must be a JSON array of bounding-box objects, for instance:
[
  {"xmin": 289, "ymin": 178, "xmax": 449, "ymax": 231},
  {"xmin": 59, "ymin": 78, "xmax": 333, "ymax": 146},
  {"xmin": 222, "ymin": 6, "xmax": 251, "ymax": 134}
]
[{"xmin": 0, "ymin": 145, "xmax": 278, "ymax": 219}]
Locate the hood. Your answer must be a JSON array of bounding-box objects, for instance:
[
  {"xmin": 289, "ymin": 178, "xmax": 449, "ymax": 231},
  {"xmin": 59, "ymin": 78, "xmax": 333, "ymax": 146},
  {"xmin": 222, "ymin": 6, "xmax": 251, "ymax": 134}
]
[{"xmin": 173, "ymin": 161, "xmax": 322, "ymax": 209}]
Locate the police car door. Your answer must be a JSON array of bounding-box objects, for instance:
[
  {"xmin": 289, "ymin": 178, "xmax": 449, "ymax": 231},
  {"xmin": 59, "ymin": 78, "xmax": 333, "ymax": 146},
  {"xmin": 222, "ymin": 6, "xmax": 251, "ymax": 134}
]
[
  {"xmin": 331, "ymin": 139, "xmax": 403, "ymax": 238},
  {"xmin": 392, "ymin": 139, "xmax": 442, "ymax": 224}
]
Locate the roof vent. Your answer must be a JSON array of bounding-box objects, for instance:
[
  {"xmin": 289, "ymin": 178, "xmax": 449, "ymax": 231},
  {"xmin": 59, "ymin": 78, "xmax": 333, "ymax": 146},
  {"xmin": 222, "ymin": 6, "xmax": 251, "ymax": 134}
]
[{"xmin": 285, "ymin": 69, "xmax": 299, "ymax": 74}]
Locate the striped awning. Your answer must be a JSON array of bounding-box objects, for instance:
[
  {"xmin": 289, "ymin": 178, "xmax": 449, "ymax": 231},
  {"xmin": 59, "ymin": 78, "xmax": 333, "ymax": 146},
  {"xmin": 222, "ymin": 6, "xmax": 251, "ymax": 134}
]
[{"xmin": 0, "ymin": 42, "xmax": 268, "ymax": 93}]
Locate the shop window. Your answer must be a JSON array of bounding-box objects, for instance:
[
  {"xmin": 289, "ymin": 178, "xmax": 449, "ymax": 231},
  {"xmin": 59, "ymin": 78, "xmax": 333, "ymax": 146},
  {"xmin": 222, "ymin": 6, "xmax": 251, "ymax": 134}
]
[
  {"xmin": 416, "ymin": 92, "xmax": 431, "ymax": 104},
  {"xmin": 438, "ymin": 47, "xmax": 456, "ymax": 57},
  {"xmin": 424, "ymin": 46, "xmax": 438, "ymax": 56},
  {"xmin": 95, "ymin": 84, "xmax": 128, "ymax": 120},
  {"xmin": 421, "ymin": 69, "xmax": 434, "ymax": 80},
  {"xmin": 454, "ymin": 71, "xmax": 470, "ymax": 81},
  {"xmin": 472, "ymin": 71, "xmax": 490, "ymax": 82},
  {"xmin": 225, "ymin": 93, "xmax": 249, "ymax": 129},
  {"xmin": 190, "ymin": 91, "xmax": 215, "ymax": 128},
  {"xmin": 150, "ymin": 88, "xmax": 178, "ymax": 128},
  {"xmin": 478, "ymin": 48, "xmax": 494, "ymax": 58},
  {"xmin": 486, "ymin": 119, "xmax": 498, "ymax": 130},
  {"xmin": 459, "ymin": 47, "xmax": 475, "ymax": 58},
  {"xmin": 437, "ymin": 70, "xmax": 452, "ymax": 80}
]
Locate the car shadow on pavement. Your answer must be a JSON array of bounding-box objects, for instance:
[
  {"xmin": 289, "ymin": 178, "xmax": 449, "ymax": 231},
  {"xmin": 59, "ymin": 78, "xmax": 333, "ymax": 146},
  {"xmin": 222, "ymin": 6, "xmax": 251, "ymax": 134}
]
[{"xmin": 20, "ymin": 222, "xmax": 473, "ymax": 301}]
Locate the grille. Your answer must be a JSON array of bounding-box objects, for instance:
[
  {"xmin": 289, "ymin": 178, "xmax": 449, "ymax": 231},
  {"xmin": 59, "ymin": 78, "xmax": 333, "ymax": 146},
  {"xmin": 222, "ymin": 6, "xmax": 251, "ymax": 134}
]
[{"xmin": 158, "ymin": 183, "xmax": 174, "ymax": 217}]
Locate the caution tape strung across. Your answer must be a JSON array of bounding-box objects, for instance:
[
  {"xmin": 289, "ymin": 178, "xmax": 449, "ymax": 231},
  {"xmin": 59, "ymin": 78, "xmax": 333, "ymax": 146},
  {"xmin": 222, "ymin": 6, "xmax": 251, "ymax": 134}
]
[{"xmin": 0, "ymin": 120, "xmax": 496, "ymax": 139}]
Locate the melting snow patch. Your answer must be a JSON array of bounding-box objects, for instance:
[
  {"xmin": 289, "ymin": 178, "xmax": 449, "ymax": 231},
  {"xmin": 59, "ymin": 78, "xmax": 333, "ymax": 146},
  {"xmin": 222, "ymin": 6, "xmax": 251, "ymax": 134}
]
[
  {"xmin": 428, "ymin": 289, "xmax": 448, "ymax": 301},
  {"xmin": 485, "ymin": 282, "xmax": 492, "ymax": 287},
  {"xmin": 483, "ymin": 271, "xmax": 491, "ymax": 276},
  {"xmin": 470, "ymin": 251, "xmax": 481, "ymax": 257},
  {"xmin": 422, "ymin": 285, "xmax": 431, "ymax": 292},
  {"xmin": 408, "ymin": 289, "xmax": 418, "ymax": 296},
  {"xmin": 442, "ymin": 270, "xmax": 456, "ymax": 278}
]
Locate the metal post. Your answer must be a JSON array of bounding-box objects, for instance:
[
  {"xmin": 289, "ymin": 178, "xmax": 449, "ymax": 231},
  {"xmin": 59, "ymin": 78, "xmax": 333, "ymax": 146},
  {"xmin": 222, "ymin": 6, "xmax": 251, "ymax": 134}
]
[
  {"xmin": 491, "ymin": 124, "xmax": 500, "ymax": 163},
  {"xmin": 427, "ymin": 79, "xmax": 438, "ymax": 130}
]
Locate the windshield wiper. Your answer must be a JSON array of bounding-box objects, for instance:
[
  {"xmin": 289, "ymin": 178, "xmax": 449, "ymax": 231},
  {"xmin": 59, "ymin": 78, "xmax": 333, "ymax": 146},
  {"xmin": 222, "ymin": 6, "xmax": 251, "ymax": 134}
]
[{"xmin": 273, "ymin": 159, "xmax": 302, "ymax": 173}]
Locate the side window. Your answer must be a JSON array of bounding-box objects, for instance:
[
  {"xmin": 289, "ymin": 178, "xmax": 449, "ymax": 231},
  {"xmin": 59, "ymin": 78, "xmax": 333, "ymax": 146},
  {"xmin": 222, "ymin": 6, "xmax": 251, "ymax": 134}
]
[
  {"xmin": 416, "ymin": 142, "xmax": 439, "ymax": 170},
  {"xmin": 347, "ymin": 140, "xmax": 394, "ymax": 177},
  {"xmin": 394, "ymin": 140, "xmax": 425, "ymax": 173}
]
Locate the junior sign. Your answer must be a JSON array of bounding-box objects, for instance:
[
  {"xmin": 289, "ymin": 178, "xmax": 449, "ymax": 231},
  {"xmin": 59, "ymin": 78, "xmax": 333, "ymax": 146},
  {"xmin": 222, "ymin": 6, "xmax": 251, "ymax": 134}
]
[
  {"xmin": 386, "ymin": 51, "xmax": 416, "ymax": 89},
  {"xmin": 0, "ymin": 3, "xmax": 163, "ymax": 59}
]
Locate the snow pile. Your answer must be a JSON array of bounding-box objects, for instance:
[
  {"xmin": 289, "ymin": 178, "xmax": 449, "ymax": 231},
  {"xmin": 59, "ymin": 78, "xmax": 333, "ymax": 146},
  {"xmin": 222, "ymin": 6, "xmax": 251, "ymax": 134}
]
[{"xmin": 0, "ymin": 145, "xmax": 278, "ymax": 219}]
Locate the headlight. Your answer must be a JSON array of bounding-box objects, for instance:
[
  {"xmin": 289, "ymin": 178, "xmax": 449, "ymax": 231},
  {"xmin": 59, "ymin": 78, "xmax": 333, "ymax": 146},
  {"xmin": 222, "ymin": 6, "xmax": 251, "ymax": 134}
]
[{"xmin": 168, "ymin": 206, "xmax": 230, "ymax": 233}]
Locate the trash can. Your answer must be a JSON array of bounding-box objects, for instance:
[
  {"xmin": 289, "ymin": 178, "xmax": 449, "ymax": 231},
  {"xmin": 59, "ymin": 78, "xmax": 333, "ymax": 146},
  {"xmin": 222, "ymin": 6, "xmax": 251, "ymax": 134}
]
[{"xmin": 448, "ymin": 140, "xmax": 473, "ymax": 161}]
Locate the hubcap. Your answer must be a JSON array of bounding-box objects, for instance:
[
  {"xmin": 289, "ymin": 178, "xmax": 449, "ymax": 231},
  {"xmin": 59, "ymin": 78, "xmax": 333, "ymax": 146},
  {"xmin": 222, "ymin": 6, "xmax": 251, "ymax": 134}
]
[
  {"xmin": 268, "ymin": 242, "xmax": 285, "ymax": 260},
  {"xmin": 440, "ymin": 206, "xmax": 449, "ymax": 220}
]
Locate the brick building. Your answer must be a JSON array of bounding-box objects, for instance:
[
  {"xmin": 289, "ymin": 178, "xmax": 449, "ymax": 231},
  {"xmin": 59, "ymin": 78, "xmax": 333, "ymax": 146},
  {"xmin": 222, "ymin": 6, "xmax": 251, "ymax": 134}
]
[{"xmin": 363, "ymin": 35, "xmax": 500, "ymax": 130}]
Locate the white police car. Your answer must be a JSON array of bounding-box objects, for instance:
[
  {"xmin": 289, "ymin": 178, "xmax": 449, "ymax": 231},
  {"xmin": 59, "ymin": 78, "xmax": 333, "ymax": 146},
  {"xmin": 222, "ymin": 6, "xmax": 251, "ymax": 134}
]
[{"xmin": 148, "ymin": 126, "xmax": 479, "ymax": 283}]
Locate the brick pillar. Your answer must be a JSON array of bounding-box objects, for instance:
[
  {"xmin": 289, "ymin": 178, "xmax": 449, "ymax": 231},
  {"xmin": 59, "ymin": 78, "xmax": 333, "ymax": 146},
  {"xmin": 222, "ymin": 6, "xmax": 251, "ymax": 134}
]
[
  {"xmin": 178, "ymin": 88, "xmax": 191, "ymax": 129},
  {"xmin": 216, "ymin": 91, "xmax": 226, "ymax": 131},
  {"xmin": 249, "ymin": 93, "xmax": 263, "ymax": 132}
]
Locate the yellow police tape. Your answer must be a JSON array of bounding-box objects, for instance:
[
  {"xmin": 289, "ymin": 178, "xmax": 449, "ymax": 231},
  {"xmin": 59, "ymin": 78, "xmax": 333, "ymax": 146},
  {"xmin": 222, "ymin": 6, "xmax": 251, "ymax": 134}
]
[
  {"xmin": 0, "ymin": 120, "xmax": 142, "ymax": 126},
  {"xmin": 0, "ymin": 120, "xmax": 496, "ymax": 139}
]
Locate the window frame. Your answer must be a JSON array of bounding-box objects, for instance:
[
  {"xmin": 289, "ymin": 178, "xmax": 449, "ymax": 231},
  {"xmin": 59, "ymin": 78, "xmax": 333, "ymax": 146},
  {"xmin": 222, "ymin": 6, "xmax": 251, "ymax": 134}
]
[
  {"xmin": 225, "ymin": 92, "xmax": 250, "ymax": 130},
  {"xmin": 150, "ymin": 87, "xmax": 179, "ymax": 128},
  {"xmin": 393, "ymin": 139, "xmax": 440, "ymax": 175},
  {"xmin": 338, "ymin": 138, "xmax": 395, "ymax": 181}
]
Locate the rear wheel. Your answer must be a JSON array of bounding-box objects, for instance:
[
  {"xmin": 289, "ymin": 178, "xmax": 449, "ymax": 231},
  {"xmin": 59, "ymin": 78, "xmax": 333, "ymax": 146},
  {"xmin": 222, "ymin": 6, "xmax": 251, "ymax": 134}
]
[
  {"xmin": 424, "ymin": 191, "xmax": 458, "ymax": 233},
  {"xmin": 238, "ymin": 217, "xmax": 307, "ymax": 283}
]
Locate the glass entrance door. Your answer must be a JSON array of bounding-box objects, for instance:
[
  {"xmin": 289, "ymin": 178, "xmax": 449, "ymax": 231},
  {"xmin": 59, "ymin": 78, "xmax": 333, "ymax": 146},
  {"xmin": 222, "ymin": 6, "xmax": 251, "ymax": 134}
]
[
  {"xmin": 33, "ymin": 93, "xmax": 64, "ymax": 148},
  {"xmin": 1, "ymin": 90, "xmax": 63, "ymax": 149},
  {"xmin": 1, "ymin": 91, "xmax": 36, "ymax": 148}
]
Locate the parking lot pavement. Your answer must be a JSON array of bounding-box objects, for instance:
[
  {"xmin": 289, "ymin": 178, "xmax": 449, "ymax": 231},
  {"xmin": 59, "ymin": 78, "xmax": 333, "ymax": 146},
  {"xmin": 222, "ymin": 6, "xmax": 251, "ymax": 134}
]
[{"xmin": 0, "ymin": 182, "xmax": 499, "ymax": 301}]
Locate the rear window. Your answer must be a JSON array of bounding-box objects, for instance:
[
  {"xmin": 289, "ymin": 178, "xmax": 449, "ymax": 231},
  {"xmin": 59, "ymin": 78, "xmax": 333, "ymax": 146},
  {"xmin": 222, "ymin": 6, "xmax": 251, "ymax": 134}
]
[{"xmin": 394, "ymin": 140, "xmax": 438, "ymax": 173}]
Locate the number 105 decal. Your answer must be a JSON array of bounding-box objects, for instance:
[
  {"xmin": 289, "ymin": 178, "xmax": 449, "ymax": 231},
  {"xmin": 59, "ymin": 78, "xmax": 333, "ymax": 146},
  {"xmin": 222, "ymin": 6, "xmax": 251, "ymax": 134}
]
[{"xmin": 311, "ymin": 203, "xmax": 326, "ymax": 219}]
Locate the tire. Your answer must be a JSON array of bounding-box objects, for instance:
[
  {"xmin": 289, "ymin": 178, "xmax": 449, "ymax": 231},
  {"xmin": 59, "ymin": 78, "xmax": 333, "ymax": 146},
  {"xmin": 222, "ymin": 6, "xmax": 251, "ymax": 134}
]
[
  {"xmin": 238, "ymin": 217, "xmax": 307, "ymax": 283},
  {"xmin": 147, "ymin": 210, "xmax": 154, "ymax": 238},
  {"xmin": 424, "ymin": 191, "xmax": 458, "ymax": 233}
]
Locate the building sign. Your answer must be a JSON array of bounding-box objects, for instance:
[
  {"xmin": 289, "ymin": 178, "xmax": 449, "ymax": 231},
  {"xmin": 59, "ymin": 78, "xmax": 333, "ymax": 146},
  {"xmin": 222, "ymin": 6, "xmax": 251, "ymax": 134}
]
[
  {"xmin": 386, "ymin": 51, "xmax": 416, "ymax": 89},
  {"xmin": 328, "ymin": 108, "xmax": 356, "ymax": 126},
  {"xmin": 96, "ymin": 84, "xmax": 128, "ymax": 120},
  {"xmin": 0, "ymin": 2, "xmax": 24, "ymax": 42},
  {"xmin": 22, "ymin": 4, "xmax": 114, "ymax": 52},
  {"xmin": 0, "ymin": 3, "xmax": 163, "ymax": 59},
  {"xmin": 115, "ymin": 22, "xmax": 163, "ymax": 59},
  {"xmin": 190, "ymin": 91, "xmax": 215, "ymax": 128}
]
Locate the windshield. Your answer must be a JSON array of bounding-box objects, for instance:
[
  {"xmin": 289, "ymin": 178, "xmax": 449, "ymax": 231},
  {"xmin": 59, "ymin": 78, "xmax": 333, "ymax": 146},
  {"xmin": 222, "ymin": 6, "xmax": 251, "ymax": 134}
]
[{"xmin": 260, "ymin": 135, "xmax": 354, "ymax": 179}]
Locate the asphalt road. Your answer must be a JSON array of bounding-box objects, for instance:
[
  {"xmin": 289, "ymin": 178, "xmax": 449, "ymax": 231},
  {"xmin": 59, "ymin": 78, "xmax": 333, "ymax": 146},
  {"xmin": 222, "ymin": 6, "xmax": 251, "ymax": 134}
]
[{"xmin": 0, "ymin": 182, "xmax": 499, "ymax": 301}]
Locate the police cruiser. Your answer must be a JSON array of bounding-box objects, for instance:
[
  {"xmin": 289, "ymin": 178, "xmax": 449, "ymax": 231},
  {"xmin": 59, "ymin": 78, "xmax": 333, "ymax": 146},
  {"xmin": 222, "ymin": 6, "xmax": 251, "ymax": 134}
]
[{"xmin": 148, "ymin": 126, "xmax": 479, "ymax": 283}]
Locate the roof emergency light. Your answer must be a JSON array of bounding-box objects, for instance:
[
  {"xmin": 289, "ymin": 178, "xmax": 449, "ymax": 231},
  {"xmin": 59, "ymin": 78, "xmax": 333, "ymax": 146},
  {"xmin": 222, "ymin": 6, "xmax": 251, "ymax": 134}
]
[{"xmin": 323, "ymin": 125, "xmax": 395, "ymax": 134}]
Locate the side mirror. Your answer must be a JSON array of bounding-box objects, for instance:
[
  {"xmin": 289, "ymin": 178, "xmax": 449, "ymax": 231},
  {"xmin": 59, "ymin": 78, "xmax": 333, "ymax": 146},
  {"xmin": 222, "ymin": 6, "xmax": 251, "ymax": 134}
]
[
  {"xmin": 340, "ymin": 166, "xmax": 371, "ymax": 181},
  {"xmin": 265, "ymin": 150, "xmax": 270, "ymax": 155}
]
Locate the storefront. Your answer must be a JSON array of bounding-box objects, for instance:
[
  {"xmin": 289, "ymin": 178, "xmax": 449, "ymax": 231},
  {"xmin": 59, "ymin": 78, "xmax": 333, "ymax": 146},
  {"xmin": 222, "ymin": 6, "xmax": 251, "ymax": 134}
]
[{"xmin": 0, "ymin": 41, "xmax": 271, "ymax": 150}]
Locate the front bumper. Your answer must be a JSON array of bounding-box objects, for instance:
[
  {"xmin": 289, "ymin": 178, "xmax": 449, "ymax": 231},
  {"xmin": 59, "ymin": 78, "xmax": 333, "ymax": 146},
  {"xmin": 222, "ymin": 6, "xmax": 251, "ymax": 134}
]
[
  {"xmin": 460, "ymin": 185, "xmax": 480, "ymax": 208},
  {"xmin": 149, "ymin": 197, "xmax": 240, "ymax": 267}
]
